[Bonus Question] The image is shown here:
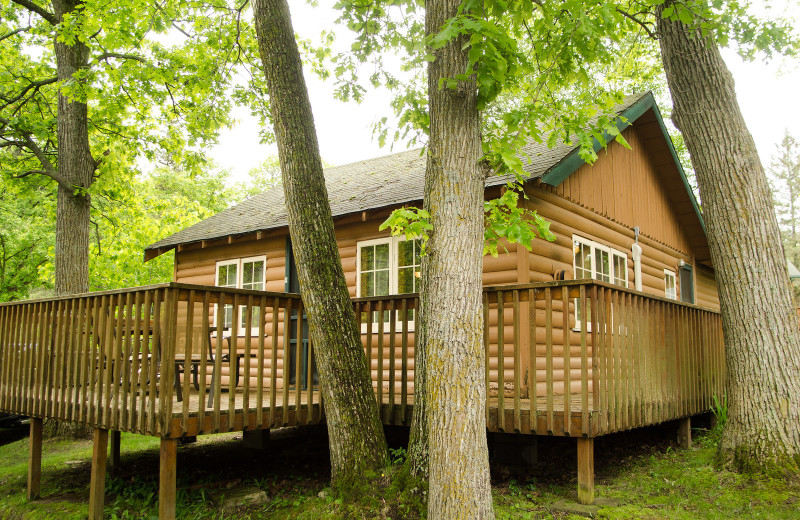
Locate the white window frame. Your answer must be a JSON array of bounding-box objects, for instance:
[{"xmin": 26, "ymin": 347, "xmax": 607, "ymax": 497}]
[
  {"xmin": 572, "ymin": 235, "xmax": 628, "ymax": 287},
  {"xmin": 572, "ymin": 235, "xmax": 629, "ymax": 330},
  {"xmin": 664, "ymin": 269, "xmax": 677, "ymax": 300},
  {"xmin": 356, "ymin": 236, "xmax": 421, "ymax": 332},
  {"xmin": 214, "ymin": 255, "xmax": 267, "ymax": 336}
]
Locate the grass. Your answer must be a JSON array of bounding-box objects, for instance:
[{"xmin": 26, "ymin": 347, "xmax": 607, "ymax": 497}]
[{"xmin": 0, "ymin": 419, "xmax": 797, "ymax": 519}]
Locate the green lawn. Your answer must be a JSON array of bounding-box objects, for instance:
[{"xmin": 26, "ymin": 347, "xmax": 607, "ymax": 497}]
[{"xmin": 0, "ymin": 422, "xmax": 796, "ymax": 519}]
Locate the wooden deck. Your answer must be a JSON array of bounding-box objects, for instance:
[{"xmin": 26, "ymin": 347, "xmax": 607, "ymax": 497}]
[
  {"xmin": 0, "ymin": 280, "xmax": 726, "ymax": 517},
  {"xmin": 0, "ymin": 280, "xmax": 726, "ymax": 439}
]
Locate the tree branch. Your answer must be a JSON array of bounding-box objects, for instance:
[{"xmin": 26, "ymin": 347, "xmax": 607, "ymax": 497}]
[
  {"xmin": 9, "ymin": 0, "xmax": 57, "ymax": 25},
  {"xmin": 94, "ymin": 52, "xmax": 148, "ymax": 64},
  {"xmin": 617, "ymin": 7, "xmax": 657, "ymax": 40},
  {"xmin": 0, "ymin": 76, "xmax": 58, "ymax": 110},
  {"xmin": 0, "ymin": 26, "xmax": 31, "ymax": 42}
]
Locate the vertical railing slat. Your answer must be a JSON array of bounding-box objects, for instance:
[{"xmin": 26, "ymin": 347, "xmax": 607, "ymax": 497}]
[
  {"xmin": 269, "ymin": 296, "xmax": 279, "ymax": 428},
  {"xmin": 513, "ymin": 290, "xmax": 521, "ymax": 433},
  {"xmin": 256, "ymin": 295, "xmax": 266, "ymax": 429},
  {"xmin": 561, "ymin": 286, "xmax": 571, "ymax": 436},
  {"xmin": 580, "ymin": 285, "xmax": 589, "ymax": 436}
]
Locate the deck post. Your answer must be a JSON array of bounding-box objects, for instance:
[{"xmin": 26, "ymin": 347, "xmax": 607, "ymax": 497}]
[
  {"xmin": 109, "ymin": 431, "xmax": 121, "ymax": 469},
  {"xmin": 88, "ymin": 428, "xmax": 109, "ymax": 520},
  {"xmin": 243, "ymin": 429, "xmax": 270, "ymax": 450},
  {"xmin": 678, "ymin": 417, "xmax": 692, "ymax": 449},
  {"xmin": 577, "ymin": 437, "xmax": 594, "ymax": 505},
  {"xmin": 159, "ymin": 438, "xmax": 178, "ymax": 520},
  {"xmin": 27, "ymin": 417, "xmax": 43, "ymax": 501}
]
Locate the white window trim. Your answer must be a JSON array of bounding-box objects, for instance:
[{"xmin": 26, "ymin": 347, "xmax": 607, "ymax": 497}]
[
  {"xmin": 572, "ymin": 235, "xmax": 629, "ymax": 288},
  {"xmin": 572, "ymin": 235, "xmax": 629, "ymax": 331},
  {"xmin": 214, "ymin": 255, "xmax": 267, "ymax": 336},
  {"xmin": 664, "ymin": 269, "xmax": 677, "ymax": 300},
  {"xmin": 356, "ymin": 236, "xmax": 420, "ymax": 333}
]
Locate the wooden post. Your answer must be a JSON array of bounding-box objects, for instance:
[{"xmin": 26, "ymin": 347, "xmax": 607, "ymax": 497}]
[
  {"xmin": 88, "ymin": 428, "xmax": 109, "ymax": 520},
  {"xmin": 159, "ymin": 438, "xmax": 178, "ymax": 520},
  {"xmin": 678, "ymin": 417, "xmax": 692, "ymax": 449},
  {"xmin": 109, "ymin": 431, "xmax": 121, "ymax": 469},
  {"xmin": 27, "ymin": 417, "xmax": 43, "ymax": 501},
  {"xmin": 577, "ymin": 437, "xmax": 594, "ymax": 505}
]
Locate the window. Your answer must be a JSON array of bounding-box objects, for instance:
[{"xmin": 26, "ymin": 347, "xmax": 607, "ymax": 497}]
[
  {"xmin": 356, "ymin": 236, "xmax": 422, "ymax": 327},
  {"xmin": 573, "ymin": 236, "xmax": 629, "ymax": 329},
  {"xmin": 215, "ymin": 256, "xmax": 266, "ymax": 334},
  {"xmin": 665, "ymin": 269, "xmax": 677, "ymax": 300},
  {"xmin": 572, "ymin": 236, "xmax": 628, "ymax": 288}
]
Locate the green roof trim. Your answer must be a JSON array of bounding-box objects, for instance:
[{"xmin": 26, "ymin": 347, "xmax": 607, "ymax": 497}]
[
  {"xmin": 788, "ymin": 259, "xmax": 800, "ymax": 280},
  {"xmin": 539, "ymin": 92, "xmax": 706, "ymax": 236}
]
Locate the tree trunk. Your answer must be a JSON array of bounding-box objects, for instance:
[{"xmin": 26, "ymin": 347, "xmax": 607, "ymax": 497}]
[
  {"xmin": 251, "ymin": 0, "xmax": 388, "ymax": 485},
  {"xmin": 53, "ymin": 0, "xmax": 93, "ymax": 296},
  {"xmin": 656, "ymin": 1, "xmax": 800, "ymax": 472},
  {"xmin": 425, "ymin": 0, "xmax": 494, "ymax": 517},
  {"xmin": 407, "ymin": 253, "xmax": 428, "ymax": 479}
]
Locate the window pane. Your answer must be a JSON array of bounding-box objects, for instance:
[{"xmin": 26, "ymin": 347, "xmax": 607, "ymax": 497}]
[
  {"xmin": 376, "ymin": 269, "xmax": 389, "ymax": 296},
  {"xmin": 398, "ymin": 240, "xmax": 414, "ymax": 267},
  {"xmin": 414, "ymin": 240, "xmax": 422, "ymax": 265},
  {"xmin": 218, "ymin": 264, "xmax": 237, "ymax": 288},
  {"xmin": 375, "ymin": 243, "xmax": 390, "ymax": 269},
  {"xmin": 613, "ymin": 254, "xmax": 627, "ymax": 287},
  {"xmin": 361, "ymin": 272, "xmax": 374, "ymax": 297},
  {"xmin": 241, "ymin": 305, "xmax": 261, "ymax": 329},
  {"xmin": 574, "ymin": 242, "xmax": 591, "ymax": 279},
  {"xmin": 243, "ymin": 263, "xmax": 253, "ymax": 286},
  {"xmin": 361, "ymin": 246, "xmax": 374, "ymax": 271},
  {"xmin": 222, "ymin": 304, "xmax": 233, "ymax": 329},
  {"xmin": 595, "ymin": 249, "xmax": 610, "ymax": 282},
  {"xmin": 398, "ymin": 267, "xmax": 414, "ymax": 294},
  {"xmin": 242, "ymin": 260, "xmax": 265, "ymax": 290}
]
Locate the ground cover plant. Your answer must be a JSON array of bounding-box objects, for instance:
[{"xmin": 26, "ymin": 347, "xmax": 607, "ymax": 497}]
[{"xmin": 0, "ymin": 419, "xmax": 796, "ymax": 519}]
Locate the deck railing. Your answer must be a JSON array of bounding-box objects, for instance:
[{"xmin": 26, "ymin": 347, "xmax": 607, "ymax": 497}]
[
  {"xmin": 482, "ymin": 280, "xmax": 725, "ymax": 436},
  {"xmin": 0, "ymin": 280, "xmax": 724, "ymax": 438}
]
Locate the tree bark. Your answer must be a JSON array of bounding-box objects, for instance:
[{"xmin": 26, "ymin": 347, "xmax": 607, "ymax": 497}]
[
  {"xmin": 424, "ymin": 0, "xmax": 494, "ymax": 517},
  {"xmin": 251, "ymin": 0, "xmax": 388, "ymax": 484},
  {"xmin": 407, "ymin": 253, "xmax": 428, "ymax": 479},
  {"xmin": 657, "ymin": 1, "xmax": 800, "ymax": 472},
  {"xmin": 52, "ymin": 0, "xmax": 94, "ymax": 296}
]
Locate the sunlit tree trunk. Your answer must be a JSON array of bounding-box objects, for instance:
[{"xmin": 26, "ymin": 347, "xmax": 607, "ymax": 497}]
[
  {"xmin": 53, "ymin": 0, "xmax": 94, "ymax": 296},
  {"xmin": 657, "ymin": 0, "xmax": 800, "ymax": 472},
  {"xmin": 252, "ymin": 0, "xmax": 389, "ymax": 484},
  {"xmin": 424, "ymin": 0, "xmax": 494, "ymax": 516}
]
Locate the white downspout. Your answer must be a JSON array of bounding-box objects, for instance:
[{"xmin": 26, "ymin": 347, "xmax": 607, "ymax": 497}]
[{"xmin": 632, "ymin": 227, "xmax": 642, "ymax": 291}]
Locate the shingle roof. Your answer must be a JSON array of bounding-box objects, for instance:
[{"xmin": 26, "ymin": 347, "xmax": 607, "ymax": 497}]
[{"xmin": 145, "ymin": 93, "xmax": 648, "ymax": 256}]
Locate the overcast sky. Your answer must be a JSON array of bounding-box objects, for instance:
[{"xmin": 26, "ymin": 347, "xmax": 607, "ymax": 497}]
[{"xmin": 211, "ymin": 1, "xmax": 800, "ymax": 182}]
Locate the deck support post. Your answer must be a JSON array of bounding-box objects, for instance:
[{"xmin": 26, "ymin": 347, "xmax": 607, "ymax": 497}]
[
  {"xmin": 88, "ymin": 428, "xmax": 109, "ymax": 520},
  {"xmin": 678, "ymin": 417, "xmax": 692, "ymax": 449},
  {"xmin": 27, "ymin": 418, "xmax": 43, "ymax": 501},
  {"xmin": 159, "ymin": 438, "xmax": 178, "ymax": 520},
  {"xmin": 243, "ymin": 429, "xmax": 270, "ymax": 450},
  {"xmin": 109, "ymin": 431, "xmax": 121, "ymax": 470},
  {"xmin": 577, "ymin": 437, "xmax": 594, "ymax": 505}
]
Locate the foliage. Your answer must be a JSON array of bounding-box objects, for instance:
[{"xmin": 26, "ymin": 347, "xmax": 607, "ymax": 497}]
[
  {"xmin": 483, "ymin": 188, "xmax": 555, "ymax": 257},
  {"xmin": 768, "ymin": 130, "xmax": 800, "ymax": 300},
  {"xmin": 0, "ymin": 173, "xmax": 53, "ymax": 301},
  {"xmin": 85, "ymin": 167, "xmax": 241, "ymax": 291},
  {"xmin": 712, "ymin": 392, "xmax": 728, "ymax": 429}
]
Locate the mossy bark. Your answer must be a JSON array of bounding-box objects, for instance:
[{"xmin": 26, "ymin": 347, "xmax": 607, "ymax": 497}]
[
  {"xmin": 657, "ymin": 1, "xmax": 800, "ymax": 473},
  {"xmin": 424, "ymin": 0, "xmax": 494, "ymax": 517},
  {"xmin": 251, "ymin": 0, "xmax": 388, "ymax": 484}
]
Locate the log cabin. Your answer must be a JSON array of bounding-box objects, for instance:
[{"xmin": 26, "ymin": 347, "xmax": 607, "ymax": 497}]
[{"xmin": 0, "ymin": 92, "xmax": 725, "ymax": 518}]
